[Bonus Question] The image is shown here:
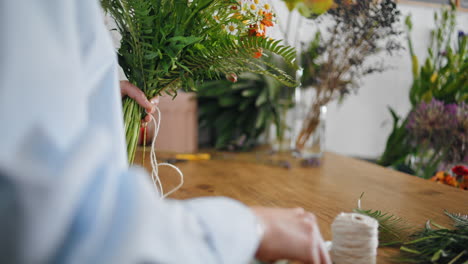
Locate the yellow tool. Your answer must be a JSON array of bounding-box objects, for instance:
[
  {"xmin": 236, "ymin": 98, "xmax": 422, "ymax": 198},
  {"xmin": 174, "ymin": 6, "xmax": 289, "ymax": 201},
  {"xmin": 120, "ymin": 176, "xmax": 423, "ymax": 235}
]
[{"xmin": 174, "ymin": 153, "xmax": 211, "ymax": 161}]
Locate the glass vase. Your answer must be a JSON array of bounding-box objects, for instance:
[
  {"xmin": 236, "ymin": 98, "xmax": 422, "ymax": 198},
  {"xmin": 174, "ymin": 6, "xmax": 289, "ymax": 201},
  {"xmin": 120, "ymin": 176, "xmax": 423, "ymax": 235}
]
[
  {"xmin": 268, "ymin": 71, "xmax": 301, "ymax": 153},
  {"xmin": 293, "ymin": 87, "xmax": 327, "ymax": 162}
]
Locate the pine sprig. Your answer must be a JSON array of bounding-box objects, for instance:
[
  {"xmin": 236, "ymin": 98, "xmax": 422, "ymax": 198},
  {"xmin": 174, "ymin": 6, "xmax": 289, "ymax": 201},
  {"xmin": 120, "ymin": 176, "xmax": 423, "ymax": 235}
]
[
  {"xmin": 354, "ymin": 208, "xmax": 412, "ymax": 246},
  {"xmin": 354, "ymin": 193, "xmax": 412, "ymax": 246},
  {"xmin": 445, "ymin": 210, "xmax": 468, "ymax": 229},
  {"xmin": 396, "ymin": 218, "xmax": 468, "ymax": 264},
  {"xmin": 354, "ymin": 194, "xmax": 468, "ymax": 263}
]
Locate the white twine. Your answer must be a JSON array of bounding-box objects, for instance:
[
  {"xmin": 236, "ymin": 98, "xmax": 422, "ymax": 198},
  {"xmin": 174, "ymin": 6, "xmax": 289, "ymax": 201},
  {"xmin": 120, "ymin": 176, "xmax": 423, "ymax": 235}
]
[
  {"xmin": 147, "ymin": 106, "xmax": 184, "ymax": 199},
  {"xmin": 330, "ymin": 213, "xmax": 379, "ymax": 264}
]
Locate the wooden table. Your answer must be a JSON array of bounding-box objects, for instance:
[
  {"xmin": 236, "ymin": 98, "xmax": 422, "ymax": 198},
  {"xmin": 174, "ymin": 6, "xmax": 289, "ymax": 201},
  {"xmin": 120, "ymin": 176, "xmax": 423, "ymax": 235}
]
[{"xmin": 135, "ymin": 150, "xmax": 468, "ymax": 263}]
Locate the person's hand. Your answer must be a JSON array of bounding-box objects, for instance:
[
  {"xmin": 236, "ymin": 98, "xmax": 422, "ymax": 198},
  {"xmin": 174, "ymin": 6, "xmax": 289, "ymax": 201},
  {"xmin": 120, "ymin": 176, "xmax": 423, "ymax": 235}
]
[
  {"xmin": 120, "ymin": 80, "xmax": 159, "ymax": 123},
  {"xmin": 252, "ymin": 207, "xmax": 332, "ymax": 264}
]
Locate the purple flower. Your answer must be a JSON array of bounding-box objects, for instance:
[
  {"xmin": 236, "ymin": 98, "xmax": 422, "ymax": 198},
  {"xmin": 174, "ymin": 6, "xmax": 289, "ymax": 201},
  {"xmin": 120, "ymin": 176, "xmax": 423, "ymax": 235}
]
[
  {"xmin": 458, "ymin": 30, "xmax": 466, "ymax": 38},
  {"xmin": 407, "ymin": 99, "xmax": 467, "ymax": 164},
  {"xmin": 407, "ymin": 99, "xmax": 455, "ymax": 134}
]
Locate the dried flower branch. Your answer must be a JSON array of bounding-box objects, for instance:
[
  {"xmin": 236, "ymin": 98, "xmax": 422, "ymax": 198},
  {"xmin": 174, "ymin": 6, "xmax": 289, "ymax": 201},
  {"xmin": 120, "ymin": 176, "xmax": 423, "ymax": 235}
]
[{"xmin": 295, "ymin": 0, "xmax": 403, "ymax": 151}]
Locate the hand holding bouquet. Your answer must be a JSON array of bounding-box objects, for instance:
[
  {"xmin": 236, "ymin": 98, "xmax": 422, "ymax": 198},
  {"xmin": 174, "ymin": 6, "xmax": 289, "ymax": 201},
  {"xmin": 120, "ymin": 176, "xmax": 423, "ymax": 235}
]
[{"xmin": 102, "ymin": 0, "xmax": 298, "ymax": 163}]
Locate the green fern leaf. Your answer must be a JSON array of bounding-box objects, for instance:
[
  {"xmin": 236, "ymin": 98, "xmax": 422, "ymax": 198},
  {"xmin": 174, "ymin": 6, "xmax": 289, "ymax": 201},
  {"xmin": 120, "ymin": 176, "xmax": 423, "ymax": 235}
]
[{"xmin": 354, "ymin": 208, "xmax": 412, "ymax": 246}]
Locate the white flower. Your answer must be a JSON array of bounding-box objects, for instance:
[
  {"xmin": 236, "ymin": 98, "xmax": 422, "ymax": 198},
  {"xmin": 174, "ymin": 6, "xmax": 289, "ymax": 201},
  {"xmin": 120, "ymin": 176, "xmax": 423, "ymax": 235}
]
[
  {"xmin": 226, "ymin": 22, "xmax": 238, "ymax": 35},
  {"xmin": 249, "ymin": 2, "xmax": 258, "ymax": 11},
  {"xmin": 240, "ymin": 3, "xmax": 249, "ymax": 15},
  {"xmin": 213, "ymin": 10, "xmax": 220, "ymax": 23}
]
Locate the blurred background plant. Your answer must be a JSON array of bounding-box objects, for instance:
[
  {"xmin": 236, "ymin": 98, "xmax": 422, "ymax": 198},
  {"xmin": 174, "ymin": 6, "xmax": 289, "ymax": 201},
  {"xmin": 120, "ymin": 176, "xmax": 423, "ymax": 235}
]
[
  {"xmin": 295, "ymin": 0, "xmax": 403, "ymax": 156},
  {"xmin": 379, "ymin": 2, "xmax": 467, "ymax": 179},
  {"xmin": 197, "ymin": 0, "xmax": 404, "ymax": 156},
  {"xmin": 197, "ymin": 0, "xmax": 333, "ymax": 152},
  {"xmin": 198, "ymin": 72, "xmax": 286, "ymax": 150}
]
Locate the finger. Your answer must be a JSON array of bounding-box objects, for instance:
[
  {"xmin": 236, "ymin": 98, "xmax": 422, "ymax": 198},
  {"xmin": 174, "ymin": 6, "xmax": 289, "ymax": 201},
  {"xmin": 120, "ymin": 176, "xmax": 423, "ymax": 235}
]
[
  {"xmin": 316, "ymin": 227, "xmax": 332, "ymax": 264},
  {"xmin": 311, "ymin": 235, "xmax": 321, "ymax": 264},
  {"xmin": 144, "ymin": 114, "xmax": 151, "ymax": 123},
  {"xmin": 293, "ymin": 207, "xmax": 305, "ymax": 215},
  {"xmin": 319, "ymin": 241, "xmax": 332, "ymax": 264},
  {"xmin": 316, "ymin": 233, "xmax": 330, "ymax": 264},
  {"xmin": 121, "ymin": 82, "xmax": 154, "ymax": 114},
  {"xmin": 150, "ymin": 96, "xmax": 160, "ymax": 106},
  {"xmin": 304, "ymin": 217, "xmax": 320, "ymax": 264}
]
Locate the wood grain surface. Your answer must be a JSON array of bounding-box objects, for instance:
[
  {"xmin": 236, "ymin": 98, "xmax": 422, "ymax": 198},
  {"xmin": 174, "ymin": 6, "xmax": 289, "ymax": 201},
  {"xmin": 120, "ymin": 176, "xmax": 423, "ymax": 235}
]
[{"xmin": 135, "ymin": 150, "xmax": 468, "ymax": 263}]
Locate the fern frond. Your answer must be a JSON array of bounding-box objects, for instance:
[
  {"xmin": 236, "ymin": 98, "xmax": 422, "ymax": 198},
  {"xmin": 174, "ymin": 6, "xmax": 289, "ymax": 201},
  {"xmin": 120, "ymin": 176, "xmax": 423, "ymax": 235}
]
[
  {"xmin": 354, "ymin": 208, "xmax": 412, "ymax": 246},
  {"xmin": 145, "ymin": 37, "xmax": 298, "ymax": 97}
]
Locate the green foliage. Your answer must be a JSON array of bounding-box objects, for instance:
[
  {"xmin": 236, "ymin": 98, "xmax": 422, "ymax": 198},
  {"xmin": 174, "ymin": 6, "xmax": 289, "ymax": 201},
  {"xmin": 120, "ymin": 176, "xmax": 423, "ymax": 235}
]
[
  {"xmin": 300, "ymin": 31, "xmax": 322, "ymax": 88},
  {"xmin": 101, "ymin": 0, "xmax": 298, "ymax": 163},
  {"xmin": 379, "ymin": 3, "xmax": 467, "ymax": 173},
  {"xmin": 445, "ymin": 211, "xmax": 468, "ymax": 229},
  {"xmin": 103, "ymin": 0, "xmax": 298, "ymax": 97},
  {"xmin": 354, "ymin": 193, "xmax": 413, "ymax": 246},
  {"xmin": 396, "ymin": 211, "xmax": 468, "ymax": 264},
  {"xmin": 257, "ymin": 193, "xmax": 468, "ymax": 264},
  {"xmin": 379, "ymin": 108, "xmax": 415, "ymax": 170},
  {"xmin": 407, "ymin": 3, "xmax": 467, "ymax": 105},
  {"xmin": 198, "ymin": 72, "xmax": 286, "ymax": 150},
  {"xmin": 354, "ymin": 208, "xmax": 412, "ymax": 246},
  {"xmin": 355, "ymin": 196, "xmax": 468, "ymax": 263}
]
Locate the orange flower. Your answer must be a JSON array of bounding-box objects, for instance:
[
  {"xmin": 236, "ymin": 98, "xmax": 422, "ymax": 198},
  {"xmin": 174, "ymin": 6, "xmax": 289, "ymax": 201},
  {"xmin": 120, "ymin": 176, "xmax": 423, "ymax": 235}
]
[
  {"xmin": 444, "ymin": 175, "xmax": 459, "ymax": 187},
  {"xmin": 248, "ymin": 24, "xmax": 265, "ymax": 37},
  {"xmin": 431, "ymin": 170, "xmax": 468, "ymax": 190},
  {"xmin": 261, "ymin": 13, "xmax": 275, "ymax": 27},
  {"xmin": 253, "ymin": 48, "xmax": 263, "ymax": 58},
  {"xmin": 430, "ymin": 171, "xmax": 446, "ymax": 182},
  {"xmin": 248, "ymin": 28, "xmax": 258, "ymax": 36},
  {"xmin": 263, "ymin": 12, "xmax": 273, "ymax": 20}
]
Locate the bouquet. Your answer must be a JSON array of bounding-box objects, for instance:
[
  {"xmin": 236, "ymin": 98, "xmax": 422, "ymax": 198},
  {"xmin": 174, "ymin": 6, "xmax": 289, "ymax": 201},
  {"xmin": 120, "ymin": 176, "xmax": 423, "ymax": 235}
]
[{"xmin": 101, "ymin": 0, "xmax": 298, "ymax": 163}]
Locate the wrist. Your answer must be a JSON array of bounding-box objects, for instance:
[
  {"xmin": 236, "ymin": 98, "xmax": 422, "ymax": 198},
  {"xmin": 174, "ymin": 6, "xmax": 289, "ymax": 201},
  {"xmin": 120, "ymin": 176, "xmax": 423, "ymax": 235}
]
[{"xmin": 251, "ymin": 207, "xmax": 269, "ymax": 259}]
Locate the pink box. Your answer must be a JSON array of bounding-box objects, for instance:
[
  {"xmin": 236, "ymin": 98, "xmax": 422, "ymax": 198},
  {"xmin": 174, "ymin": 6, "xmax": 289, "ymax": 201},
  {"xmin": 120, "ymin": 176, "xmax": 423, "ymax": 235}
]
[{"xmin": 149, "ymin": 92, "xmax": 198, "ymax": 153}]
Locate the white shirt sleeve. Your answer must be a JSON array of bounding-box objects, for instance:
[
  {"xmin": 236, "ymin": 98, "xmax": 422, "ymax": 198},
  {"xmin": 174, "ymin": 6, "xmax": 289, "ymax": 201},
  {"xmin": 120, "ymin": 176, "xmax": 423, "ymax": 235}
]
[{"xmin": 0, "ymin": 0, "xmax": 261, "ymax": 263}]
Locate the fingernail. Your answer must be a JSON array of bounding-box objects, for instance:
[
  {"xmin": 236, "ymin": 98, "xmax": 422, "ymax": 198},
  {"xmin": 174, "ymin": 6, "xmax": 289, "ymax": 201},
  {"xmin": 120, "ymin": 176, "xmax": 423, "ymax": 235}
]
[{"xmin": 151, "ymin": 98, "xmax": 159, "ymax": 104}]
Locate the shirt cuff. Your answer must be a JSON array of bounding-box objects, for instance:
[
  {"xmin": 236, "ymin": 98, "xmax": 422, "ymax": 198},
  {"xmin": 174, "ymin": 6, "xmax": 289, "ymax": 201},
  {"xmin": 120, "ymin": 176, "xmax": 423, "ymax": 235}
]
[{"xmin": 183, "ymin": 197, "xmax": 263, "ymax": 264}]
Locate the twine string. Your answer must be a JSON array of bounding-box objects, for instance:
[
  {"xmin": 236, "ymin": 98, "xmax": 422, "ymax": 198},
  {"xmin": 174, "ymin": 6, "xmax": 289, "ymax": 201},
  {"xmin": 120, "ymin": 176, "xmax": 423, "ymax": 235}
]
[
  {"xmin": 147, "ymin": 106, "xmax": 184, "ymax": 199},
  {"xmin": 331, "ymin": 213, "xmax": 379, "ymax": 264}
]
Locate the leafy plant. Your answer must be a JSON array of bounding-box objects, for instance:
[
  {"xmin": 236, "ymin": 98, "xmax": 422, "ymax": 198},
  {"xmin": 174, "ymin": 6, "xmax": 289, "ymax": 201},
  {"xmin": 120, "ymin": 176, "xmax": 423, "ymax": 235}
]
[
  {"xmin": 198, "ymin": 72, "xmax": 287, "ymax": 150},
  {"xmin": 354, "ymin": 193, "xmax": 412, "ymax": 246},
  {"xmin": 354, "ymin": 208, "xmax": 412, "ymax": 246},
  {"xmin": 101, "ymin": 0, "xmax": 298, "ymax": 163},
  {"xmin": 355, "ymin": 195, "xmax": 468, "ymax": 263},
  {"xmin": 397, "ymin": 211, "xmax": 468, "ymax": 264},
  {"xmin": 379, "ymin": 3, "xmax": 468, "ymax": 175}
]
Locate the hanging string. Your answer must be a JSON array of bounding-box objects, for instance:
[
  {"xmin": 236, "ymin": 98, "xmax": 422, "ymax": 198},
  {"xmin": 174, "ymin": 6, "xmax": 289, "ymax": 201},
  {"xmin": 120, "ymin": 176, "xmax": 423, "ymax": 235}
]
[{"xmin": 146, "ymin": 106, "xmax": 184, "ymax": 199}]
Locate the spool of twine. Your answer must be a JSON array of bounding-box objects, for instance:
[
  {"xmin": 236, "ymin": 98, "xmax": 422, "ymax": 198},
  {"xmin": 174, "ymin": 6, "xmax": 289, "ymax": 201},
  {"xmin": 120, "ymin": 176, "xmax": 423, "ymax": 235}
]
[{"xmin": 331, "ymin": 212, "xmax": 379, "ymax": 264}]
